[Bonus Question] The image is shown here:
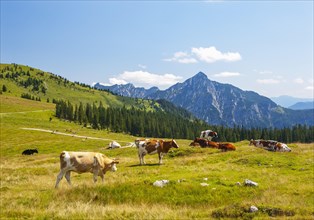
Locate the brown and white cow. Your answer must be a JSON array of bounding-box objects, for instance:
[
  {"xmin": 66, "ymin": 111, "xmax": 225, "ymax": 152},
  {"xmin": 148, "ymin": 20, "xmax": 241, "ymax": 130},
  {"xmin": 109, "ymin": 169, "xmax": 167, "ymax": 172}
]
[
  {"xmin": 200, "ymin": 130, "xmax": 218, "ymax": 141},
  {"xmin": 250, "ymin": 139, "xmax": 291, "ymax": 152},
  {"xmin": 55, "ymin": 151, "xmax": 119, "ymax": 188},
  {"xmin": 137, "ymin": 139, "xmax": 179, "ymax": 165},
  {"xmin": 191, "ymin": 138, "xmax": 219, "ymax": 148}
]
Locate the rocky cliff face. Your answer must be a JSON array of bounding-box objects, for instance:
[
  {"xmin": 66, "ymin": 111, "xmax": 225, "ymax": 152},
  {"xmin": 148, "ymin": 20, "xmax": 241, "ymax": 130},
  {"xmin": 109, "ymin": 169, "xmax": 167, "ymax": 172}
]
[{"xmin": 94, "ymin": 72, "xmax": 313, "ymax": 128}]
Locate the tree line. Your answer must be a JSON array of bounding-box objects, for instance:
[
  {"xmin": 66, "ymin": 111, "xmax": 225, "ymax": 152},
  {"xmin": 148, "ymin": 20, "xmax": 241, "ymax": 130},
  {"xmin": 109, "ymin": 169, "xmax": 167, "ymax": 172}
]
[{"xmin": 55, "ymin": 100, "xmax": 313, "ymax": 143}]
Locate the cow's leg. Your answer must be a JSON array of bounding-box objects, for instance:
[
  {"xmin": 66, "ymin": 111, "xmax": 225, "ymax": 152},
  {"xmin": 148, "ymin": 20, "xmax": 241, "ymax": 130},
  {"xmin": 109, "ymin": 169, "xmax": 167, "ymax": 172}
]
[
  {"xmin": 65, "ymin": 171, "xmax": 71, "ymax": 185},
  {"xmin": 158, "ymin": 153, "xmax": 163, "ymax": 164},
  {"xmin": 100, "ymin": 173, "xmax": 104, "ymax": 183},
  {"xmin": 138, "ymin": 152, "xmax": 143, "ymax": 165},
  {"xmin": 55, "ymin": 169, "xmax": 66, "ymax": 188},
  {"xmin": 142, "ymin": 154, "xmax": 146, "ymax": 165},
  {"xmin": 93, "ymin": 168, "xmax": 99, "ymax": 183}
]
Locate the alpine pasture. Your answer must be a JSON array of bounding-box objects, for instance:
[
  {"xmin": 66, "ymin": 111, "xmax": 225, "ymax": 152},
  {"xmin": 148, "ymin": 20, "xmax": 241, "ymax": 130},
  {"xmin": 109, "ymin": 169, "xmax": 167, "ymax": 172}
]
[{"xmin": 1, "ymin": 95, "xmax": 313, "ymax": 219}]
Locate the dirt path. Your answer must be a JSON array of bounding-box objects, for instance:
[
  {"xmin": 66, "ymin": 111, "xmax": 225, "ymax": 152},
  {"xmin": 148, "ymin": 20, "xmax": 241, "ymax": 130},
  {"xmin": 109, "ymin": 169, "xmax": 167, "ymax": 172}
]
[
  {"xmin": 0, "ymin": 109, "xmax": 53, "ymax": 116},
  {"xmin": 20, "ymin": 127, "xmax": 134, "ymax": 146}
]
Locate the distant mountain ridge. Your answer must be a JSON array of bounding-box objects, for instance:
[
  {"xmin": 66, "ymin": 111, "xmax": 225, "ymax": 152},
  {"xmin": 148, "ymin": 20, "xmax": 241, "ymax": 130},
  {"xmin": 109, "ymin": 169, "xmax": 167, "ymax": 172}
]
[
  {"xmin": 94, "ymin": 72, "xmax": 314, "ymax": 128},
  {"xmin": 289, "ymin": 101, "xmax": 314, "ymax": 110},
  {"xmin": 271, "ymin": 95, "xmax": 313, "ymax": 108},
  {"xmin": 93, "ymin": 83, "xmax": 159, "ymax": 98}
]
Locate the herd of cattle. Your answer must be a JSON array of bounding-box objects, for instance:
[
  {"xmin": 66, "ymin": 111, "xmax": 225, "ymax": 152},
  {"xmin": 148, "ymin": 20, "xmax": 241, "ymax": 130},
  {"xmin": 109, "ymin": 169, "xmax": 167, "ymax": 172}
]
[{"xmin": 21, "ymin": 129, "xmax": 291, "ymax": 187}]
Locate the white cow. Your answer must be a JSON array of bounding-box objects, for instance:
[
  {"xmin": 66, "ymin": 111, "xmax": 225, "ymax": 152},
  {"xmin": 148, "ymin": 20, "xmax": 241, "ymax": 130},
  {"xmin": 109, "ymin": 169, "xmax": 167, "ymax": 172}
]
[
  {"xmin": 55, "ymin": 151, "xmax": 119, "ymax": 188},
  {"xmin": 200, "ymin": 130, "xmax": 218, "ymax": 141},
  {"xmin": 108, "ymin": 141, "xmax": 121, "ymax": 149}
]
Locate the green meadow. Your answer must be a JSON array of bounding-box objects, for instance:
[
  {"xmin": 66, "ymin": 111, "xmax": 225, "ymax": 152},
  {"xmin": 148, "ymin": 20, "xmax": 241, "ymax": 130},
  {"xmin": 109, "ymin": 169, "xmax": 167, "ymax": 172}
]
[{"xmin": 1, "ymin": 95, "xmax": 313, "ymax": 219}]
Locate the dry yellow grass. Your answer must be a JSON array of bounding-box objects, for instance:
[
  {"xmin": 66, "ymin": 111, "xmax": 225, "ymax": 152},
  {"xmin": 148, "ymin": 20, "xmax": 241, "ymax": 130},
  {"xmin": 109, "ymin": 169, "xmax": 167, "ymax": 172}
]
[{"xmin": 1, "ymin": 95, "xmax": 314, "ymax": 219}]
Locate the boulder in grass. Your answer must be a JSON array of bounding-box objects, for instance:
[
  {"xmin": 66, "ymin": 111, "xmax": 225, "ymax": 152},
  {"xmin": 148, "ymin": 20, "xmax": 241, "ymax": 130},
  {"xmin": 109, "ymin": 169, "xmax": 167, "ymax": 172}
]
[
  {"xmin": 249, "ymin": 205, "xmax": 258, "ymax": 213},
  {"xmin": 153, "ymin": 180, "xmax": 169, "ymax": 187}
]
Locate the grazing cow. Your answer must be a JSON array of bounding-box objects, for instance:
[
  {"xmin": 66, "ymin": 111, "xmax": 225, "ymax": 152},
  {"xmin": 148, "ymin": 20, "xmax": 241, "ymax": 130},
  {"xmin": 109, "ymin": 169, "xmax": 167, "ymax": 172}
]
[
  {"xmin": 107, "ymin": 141, "xmax": 121, "ymax": 149},
  {"xmin": 200, "ymin": 130, "xmax": 218, "ymax": 141},
  {"xmin": 55, "ymin": 151, "xmax": 119, "ymax": 188},
  {"xmin": 250, "ymin": 139, "xmax": 291, "ymax": 152},
  {"xmin": 218, "ymin": 143, "xmax": 236, "ymax": 151},
  {"xmin": 192, "ymin": 138, "xmax": 219, "ymax": 148},
  {"xmin": 137, "ymin": 139, "xmax": 179, "ymax": 165},
  {"xmin": 22, "ymin": 149, "xmax": 38, "ymax": 155}
]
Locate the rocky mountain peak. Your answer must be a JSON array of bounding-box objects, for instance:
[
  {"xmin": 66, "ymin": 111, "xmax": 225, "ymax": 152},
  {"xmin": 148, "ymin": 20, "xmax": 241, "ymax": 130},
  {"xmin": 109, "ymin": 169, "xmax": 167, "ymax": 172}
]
[
  {"xmin": 194, "ymin": 71, "xmax": 208, "ymax": 79},
  {"xmin": 93, "ymin": 71, "xmax": 313, "ymax": 128}
]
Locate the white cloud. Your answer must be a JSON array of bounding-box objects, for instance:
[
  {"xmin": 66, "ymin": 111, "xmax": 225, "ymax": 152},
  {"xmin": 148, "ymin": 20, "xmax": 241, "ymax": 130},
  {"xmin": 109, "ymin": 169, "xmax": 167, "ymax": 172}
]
[
  {"xmin": 294, "ymin": 78, "xmax": 304, "ymax": 84},
  {"xmin": 163, "ymin": 51, "xmax": 198, "ymax": 64},
  {"xmin": 164, "ymin": 46, "xmax": 241, "ymax": 64},
  {"xmin": 108, "ymin": 70, "xmax": 182, "ymax": 89},
  {"xmin": 109, "ymin": 78, "xmax": 128, "ymax": 85},
  {"xmin": 138, "ymin": 64, "xmax": 147, "ymax": 69},
  {"xmin": 259, "ymin": 70, "xmax": 273, "ymax": 75},
  {"xmin": 305, "ymin": 86, "xmax": 314, "ymax": 90},
  {"xmin": 191, "ymin": 46, "xmax": 241, "ymax": 63},
  {"xmin": 213, "ymin": 71, "xmax": 240, "ymax": 77},
  {"xmin": 177, "ymin": 58, "xmax": 199, "ymax": 64},
  {"xmin": 257, "ymin": 78, "xmax": 280, "ymax": 84}
]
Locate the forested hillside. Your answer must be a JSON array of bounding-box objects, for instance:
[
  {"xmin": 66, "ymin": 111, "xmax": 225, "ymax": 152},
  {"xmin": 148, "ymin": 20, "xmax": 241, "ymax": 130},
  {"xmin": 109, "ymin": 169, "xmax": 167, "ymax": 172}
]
[
  {"xmin": 1, "ymin": 63, "xmax": 313, "ymax": 143},
  {"xmin": 55, "ymin": 100, "xmax": 314, "ymax": 143}
]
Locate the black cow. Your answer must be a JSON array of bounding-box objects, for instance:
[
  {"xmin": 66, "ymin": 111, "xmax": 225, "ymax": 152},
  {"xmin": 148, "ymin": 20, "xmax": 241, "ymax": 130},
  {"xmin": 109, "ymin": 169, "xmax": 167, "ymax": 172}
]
[{"xmin": 22, "ymin": 149, "xmax": 38, "ymax": 155}]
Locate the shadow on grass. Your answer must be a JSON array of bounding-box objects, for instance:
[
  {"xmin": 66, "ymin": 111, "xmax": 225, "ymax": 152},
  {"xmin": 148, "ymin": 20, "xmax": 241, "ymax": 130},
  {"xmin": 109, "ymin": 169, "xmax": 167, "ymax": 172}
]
[{"xmin": 128, "ymin": 163, "xmax": 162, "ymax": 167}]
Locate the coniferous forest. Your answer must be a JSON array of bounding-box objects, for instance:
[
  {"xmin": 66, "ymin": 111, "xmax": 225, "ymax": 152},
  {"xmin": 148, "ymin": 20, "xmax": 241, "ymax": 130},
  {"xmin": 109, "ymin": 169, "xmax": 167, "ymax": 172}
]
[{"xmin": 55, "ymin": 100, "xmax": 314, "ymax": 143}]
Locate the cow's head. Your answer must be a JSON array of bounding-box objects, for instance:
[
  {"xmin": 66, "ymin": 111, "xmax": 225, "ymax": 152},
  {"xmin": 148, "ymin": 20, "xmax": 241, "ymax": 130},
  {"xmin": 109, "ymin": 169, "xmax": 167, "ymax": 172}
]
[
  {"xmin": 249, "ymin": 139, "xmax": 255, "ymax": 146},
  {"xmin": 277, "ymin": 143, "xmax": 291, "ymax": 152},
  {"xmin": 171, "ymin": 139, "xmax": 179, "ymax": 149},
  {"xmin": 211, "ymin": 131, "xmax": 218, "ymax": 138},
  {"xmin": 283, "ymin": 146, "xmax": 292, "ymax": 152},
  {"xmin": 103, "ymin": 158, "xmax": 119, "ymax": 173},
  {"xmin": 94, "ymin": 154, "xmax": 119, "ymax": 173},
  {"xmin": 109, "ymin": 159, "xmax": 119, "ymax": 172}
]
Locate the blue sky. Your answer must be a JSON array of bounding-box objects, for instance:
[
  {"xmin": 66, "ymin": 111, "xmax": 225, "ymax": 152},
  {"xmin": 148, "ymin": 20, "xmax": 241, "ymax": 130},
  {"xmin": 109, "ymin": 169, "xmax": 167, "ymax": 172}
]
[{"xmin": 1, "ymin": 1, "xmax": 313, "ymax": 98}]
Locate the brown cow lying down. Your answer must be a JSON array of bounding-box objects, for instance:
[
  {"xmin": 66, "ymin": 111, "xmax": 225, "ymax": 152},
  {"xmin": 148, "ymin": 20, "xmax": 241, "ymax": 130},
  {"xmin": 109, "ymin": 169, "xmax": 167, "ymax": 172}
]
[
  {"xmin": 55, "ymin": 151, "xmax": 119, "ymax": 188},
  {"xmin": 190, "ymin": 138, "xmax": 219, "ymax": 148},
  {"xmin": 190, "ymin": 138, "xmax": 236, "ymax": 151},
  {"xmin": 136, "ymin": 139, "xmax": 179, "ymax": 165},
  {"xmin": 218, "ymin": 143, "xmax": 236, "ymax": 151}
]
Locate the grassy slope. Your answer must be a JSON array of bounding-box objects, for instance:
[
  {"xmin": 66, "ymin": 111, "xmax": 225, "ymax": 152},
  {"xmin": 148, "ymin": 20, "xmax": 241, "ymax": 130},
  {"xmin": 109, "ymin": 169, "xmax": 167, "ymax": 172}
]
[
  {"xmin": 0, "ymin": 63, "xmax": 159, "ymax": 110},
  {"xmin": 1, "ymin": 95, "xmax": 313, "ymax": 219}
]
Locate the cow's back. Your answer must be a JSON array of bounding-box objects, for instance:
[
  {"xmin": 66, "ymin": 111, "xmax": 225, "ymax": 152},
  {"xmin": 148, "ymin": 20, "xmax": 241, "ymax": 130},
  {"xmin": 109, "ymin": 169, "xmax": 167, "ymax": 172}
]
[
  {"xmin": 218, "ymin": 143, "xmax": 236, "ymax": 151},
  {"xmin": 60, "ymin": 151, "xmax": 97, "ymax": 172}
]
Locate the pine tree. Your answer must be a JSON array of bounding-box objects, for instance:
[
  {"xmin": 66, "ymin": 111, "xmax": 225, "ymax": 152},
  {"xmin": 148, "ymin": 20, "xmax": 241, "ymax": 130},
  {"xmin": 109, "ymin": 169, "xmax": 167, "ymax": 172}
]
[
  {"xmin": 2, "ymin": 85, "xmax": 7, "ymax": 92},
  {"xmin": 78, "ymin": 102, "xmax": 84, "ymax": 125}
]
